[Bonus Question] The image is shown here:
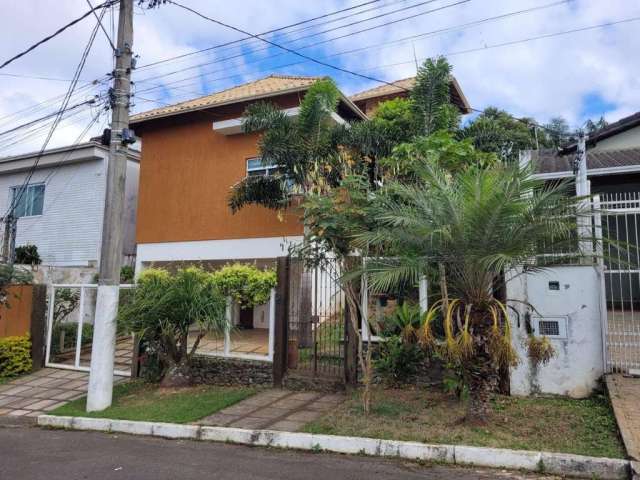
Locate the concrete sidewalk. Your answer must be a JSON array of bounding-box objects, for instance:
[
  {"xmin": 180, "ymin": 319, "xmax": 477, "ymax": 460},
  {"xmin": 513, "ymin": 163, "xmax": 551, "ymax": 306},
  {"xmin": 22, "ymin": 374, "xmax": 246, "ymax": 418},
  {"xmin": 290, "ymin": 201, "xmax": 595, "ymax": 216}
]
[{"xmin": 0, "ymin": 368, "xmax": 127, "ymax": 418}]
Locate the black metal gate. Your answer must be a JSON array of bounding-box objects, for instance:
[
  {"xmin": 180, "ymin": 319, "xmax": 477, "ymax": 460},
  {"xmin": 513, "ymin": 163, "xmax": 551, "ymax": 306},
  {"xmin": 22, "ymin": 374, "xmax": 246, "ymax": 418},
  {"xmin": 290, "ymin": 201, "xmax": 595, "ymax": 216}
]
[{"xmin": 286, "ymin": 257, "xmax": 346, "ymax": 379}]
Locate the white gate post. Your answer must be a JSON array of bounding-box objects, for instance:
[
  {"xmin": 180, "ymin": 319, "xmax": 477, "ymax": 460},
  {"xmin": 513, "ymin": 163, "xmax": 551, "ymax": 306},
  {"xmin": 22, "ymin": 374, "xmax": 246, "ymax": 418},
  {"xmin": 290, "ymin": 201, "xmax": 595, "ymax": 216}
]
[
  {"xmin": 224, "ymin": 296, "xmax": 232, "ymax": 356},
  {"xmin": 419, "ymin": 275, "xmax": 428, "ymax": 314}
]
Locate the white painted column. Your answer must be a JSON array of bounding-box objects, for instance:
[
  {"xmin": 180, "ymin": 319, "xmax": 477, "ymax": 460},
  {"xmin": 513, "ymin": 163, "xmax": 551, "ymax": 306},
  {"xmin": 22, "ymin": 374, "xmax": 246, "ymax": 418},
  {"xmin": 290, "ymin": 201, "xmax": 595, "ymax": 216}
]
[
  {"xmin": 268, "ymin": 288, "xmax": 276, "ymax": 361},
  {"xmin": 86, "ymin": 285, "xmax": 119, "ymax": 411},
  {"xmin": 419, "ymin": 275, "xmax": 428, "ymax": 314}
]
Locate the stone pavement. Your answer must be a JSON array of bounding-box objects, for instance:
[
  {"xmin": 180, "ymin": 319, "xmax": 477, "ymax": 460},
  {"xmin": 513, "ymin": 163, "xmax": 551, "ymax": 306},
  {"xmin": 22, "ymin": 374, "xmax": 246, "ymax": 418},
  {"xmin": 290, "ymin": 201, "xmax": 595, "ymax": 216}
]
[
  {"xmin": 0, "ymin": 368, "xmax": 126, "ymax": 418},
  {"xmin": 606, "ymin": 375, "xmax": 640, "ymax": 479},
  {"xmin": 197, "ymin": 389, "xmax": 344, "ymax": 431}
]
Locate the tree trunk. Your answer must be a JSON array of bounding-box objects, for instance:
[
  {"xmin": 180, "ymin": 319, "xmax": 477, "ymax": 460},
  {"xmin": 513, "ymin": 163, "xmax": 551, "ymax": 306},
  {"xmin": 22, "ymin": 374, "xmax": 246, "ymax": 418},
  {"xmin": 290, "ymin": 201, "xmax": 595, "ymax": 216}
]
[
  {"xmin": 463, "ymin": 312, "xmax": 499, "ymax": 425},
  {"xmin": 160, "ymin": 359, "xmax": 192, "ymax": 388}
]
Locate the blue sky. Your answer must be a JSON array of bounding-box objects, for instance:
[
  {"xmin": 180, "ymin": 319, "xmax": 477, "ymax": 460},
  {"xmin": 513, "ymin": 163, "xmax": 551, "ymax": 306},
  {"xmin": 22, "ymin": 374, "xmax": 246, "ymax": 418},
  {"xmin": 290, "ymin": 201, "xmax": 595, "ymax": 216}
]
[{"xmin": 1, "ymin": 0, "xmax": 639, "ymax": 154}]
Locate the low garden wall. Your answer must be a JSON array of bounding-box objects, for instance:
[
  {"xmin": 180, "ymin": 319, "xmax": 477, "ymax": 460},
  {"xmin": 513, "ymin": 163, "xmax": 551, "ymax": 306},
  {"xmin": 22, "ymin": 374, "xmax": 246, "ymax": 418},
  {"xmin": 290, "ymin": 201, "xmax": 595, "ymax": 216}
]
[{"xmin": 190, "ymin": 355, "xmax": 273, "ymax": 387}]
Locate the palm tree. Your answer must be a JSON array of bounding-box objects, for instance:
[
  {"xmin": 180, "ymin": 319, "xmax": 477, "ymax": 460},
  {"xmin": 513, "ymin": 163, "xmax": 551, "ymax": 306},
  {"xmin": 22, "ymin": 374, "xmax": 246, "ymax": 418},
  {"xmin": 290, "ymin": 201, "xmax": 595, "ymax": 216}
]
[
  {"xmin": 228, "ymin": 78, "xmax": 345, "ymax": 213},
  {"xmin": 360, "ymin": 160, "xmax": 589, "ymax": 423}
]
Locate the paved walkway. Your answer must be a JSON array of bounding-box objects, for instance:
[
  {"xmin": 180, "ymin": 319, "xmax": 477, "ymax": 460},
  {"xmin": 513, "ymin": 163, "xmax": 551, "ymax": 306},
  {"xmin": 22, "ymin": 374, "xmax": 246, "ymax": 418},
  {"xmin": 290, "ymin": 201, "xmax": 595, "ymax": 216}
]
[
  {"xmin": 198, "ymin": 389, "xmax": 344, "ymax": 431},
  {"xmin": 607, "ymin": 374, "xmax": 640, "ymax": 464},
  {"xmin": 0, "ymin": 368, "xmax": 126, "ymax": 418}
]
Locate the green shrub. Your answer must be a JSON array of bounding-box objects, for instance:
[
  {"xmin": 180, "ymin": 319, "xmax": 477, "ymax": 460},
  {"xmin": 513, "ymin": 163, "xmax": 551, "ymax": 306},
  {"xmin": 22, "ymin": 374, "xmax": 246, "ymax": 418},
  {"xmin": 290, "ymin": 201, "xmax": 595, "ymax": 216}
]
[
  {"xmin": 0, "ymin": 335, "xmax": 32, "ymax": 377},
  {"xmin": 374, "ymin": 335, "xmax": 424, "ymax": 385},
  {"xmin": 15, "ymin": 244, "xmax": 41, "ymax": 265},
  {"xmin": 120, "ymin": 265, "xmax": 135, "ymax": 283},
  {"xmin": 211, "ymin": 263, "xmax": 277, "ymax": 307}
]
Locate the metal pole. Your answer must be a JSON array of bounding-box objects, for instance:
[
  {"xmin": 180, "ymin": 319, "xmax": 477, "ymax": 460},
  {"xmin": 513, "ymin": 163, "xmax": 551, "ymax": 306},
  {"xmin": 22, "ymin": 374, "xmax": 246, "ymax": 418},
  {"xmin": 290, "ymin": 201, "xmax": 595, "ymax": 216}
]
[
  {"xmin": 87, "ymin": 0, "xmax": 134, "ymax": 412},
  {"xmin": 575, "ymin": 132, "xmax": 592, "ymax": 260}
]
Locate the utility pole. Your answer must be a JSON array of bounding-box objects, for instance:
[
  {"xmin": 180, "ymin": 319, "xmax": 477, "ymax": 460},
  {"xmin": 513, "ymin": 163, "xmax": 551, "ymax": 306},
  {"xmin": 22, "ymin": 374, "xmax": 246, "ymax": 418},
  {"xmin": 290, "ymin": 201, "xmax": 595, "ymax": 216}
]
[
  {"xmin": 87, "ymin": 0, "xmax": 134, "ymax": 412},
  {"xmin": 575, "ymin": 131, "xmax": 592, "ymax": 260}
]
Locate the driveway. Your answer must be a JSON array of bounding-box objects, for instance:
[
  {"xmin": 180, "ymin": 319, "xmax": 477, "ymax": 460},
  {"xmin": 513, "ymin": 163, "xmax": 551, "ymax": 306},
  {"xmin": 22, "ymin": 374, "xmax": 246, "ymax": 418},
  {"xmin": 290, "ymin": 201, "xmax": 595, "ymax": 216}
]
[{"xmin": 0, "ymin": 425, "xmax": 558, "ymax": 480}]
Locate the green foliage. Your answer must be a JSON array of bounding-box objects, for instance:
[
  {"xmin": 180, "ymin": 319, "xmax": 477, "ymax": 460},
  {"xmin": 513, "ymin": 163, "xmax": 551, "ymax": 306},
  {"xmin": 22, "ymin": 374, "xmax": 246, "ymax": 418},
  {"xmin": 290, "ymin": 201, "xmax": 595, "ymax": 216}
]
[
  {"xmin": 53, "ymin": 288, "xmax": 79, "ymax": 324},
  {"xmin": 211, "ymin": 263, "xmax": 277, "ymax": 307},
  {"xmin": 228, "ymin": 174, "xmax": 288, "ymax": 213},
  {"xmin": 50, "ymin": 323, "xmax": 93, "ymax": 355},
  {"xmin": 0, "ymin": 335, "xmax": 32, "ymax": 377},
  {"xmin": 411, "ymin": 56, "xmax": 460, "ymax": 136},
  {"xmin": 302, "ymin": 174, "xmax": 373, "ymax": 258},
  {"xmin": 118, "ymin": 267, "xmax": 228, "ymax": 383},
  {"xmin": 120, "ymin": 265, "xmax": 135, "ymax": 283},
  {"xmin": 231, "ymin": 78, "xmax": 345, "ymax": 213},
  {"xmin": 374, "ymin": 335, "xmax": 425, "ymax": 385},
  {"xmin": 15, "ymin": 244, "xmax": 41, "ymax": 265},
  {"xmin": 459, "ymin": 107, "xmax": 538, "ymax": 163},
  {"xmin": 383, "ymin": 131, "xmax": 496, "ymax": 179}
]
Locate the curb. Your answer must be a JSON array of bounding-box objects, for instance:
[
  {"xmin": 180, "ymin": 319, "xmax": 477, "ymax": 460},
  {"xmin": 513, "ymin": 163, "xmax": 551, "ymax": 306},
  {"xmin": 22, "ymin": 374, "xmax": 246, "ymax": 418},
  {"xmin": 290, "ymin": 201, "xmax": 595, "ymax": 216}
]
[{"xmin": 38, "ymin": 415, "xmax": 631, "ymax": 480}]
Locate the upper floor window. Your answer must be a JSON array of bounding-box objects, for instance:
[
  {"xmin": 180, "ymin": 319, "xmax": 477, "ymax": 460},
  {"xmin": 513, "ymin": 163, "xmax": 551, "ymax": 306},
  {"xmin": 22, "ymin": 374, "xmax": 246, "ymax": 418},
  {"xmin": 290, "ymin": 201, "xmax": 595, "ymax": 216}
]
[
  {"xmin": 247, "ymin": 157, "xmax": 278, "ymax": 177},
  {"xmin": 10, "ymin": 183, "xmax": 45, "ymax": 217}
]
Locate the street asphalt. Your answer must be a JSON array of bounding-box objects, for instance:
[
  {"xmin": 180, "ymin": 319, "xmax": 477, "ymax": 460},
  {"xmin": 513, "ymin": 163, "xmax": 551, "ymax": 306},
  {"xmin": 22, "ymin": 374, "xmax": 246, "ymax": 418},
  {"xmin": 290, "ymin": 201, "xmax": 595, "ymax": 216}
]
[{"xmin": 0, "ymin": 424, "xmax": 557, "ymax": 480}]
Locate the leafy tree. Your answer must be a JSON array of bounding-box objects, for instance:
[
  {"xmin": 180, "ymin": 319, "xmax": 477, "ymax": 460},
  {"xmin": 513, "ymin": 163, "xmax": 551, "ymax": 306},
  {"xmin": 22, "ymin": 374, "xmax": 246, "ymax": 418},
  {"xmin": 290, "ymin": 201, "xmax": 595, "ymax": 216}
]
[
  {"xmin": 411, "ymin": 56, "xmax": 460, "ymax": 136},
  {"xmin": 228, "ymin": 79, "xmax": 344, "ymax": 213},
  {"xmin": 585, "ymin": 116, "xmax": 608, "ymax": 134},
  {"xmin": 15, "ymin": 244, "xmax": 41, "ymax": 265},
  {"xmin": 118, "ymin": 267, "xmax": 228, "ymax": 387},
  {"xmin": 543, "ymin": 116, "xmax": 574, "ymax": 148},
  {"xmin": 359, "ymin": 157, "xmax": 587, "ymax": 424},
  {"xmin": 459, "ymin": 107, "xmax": 538, "ymax": 162}
]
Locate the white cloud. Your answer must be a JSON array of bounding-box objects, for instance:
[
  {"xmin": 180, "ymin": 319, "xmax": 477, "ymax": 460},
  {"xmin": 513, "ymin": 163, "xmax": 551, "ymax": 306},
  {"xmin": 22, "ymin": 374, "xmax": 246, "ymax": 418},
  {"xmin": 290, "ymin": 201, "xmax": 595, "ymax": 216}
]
[{"xmin": 1, "ymin": 0, "xmax": 639, "ymax": 155}]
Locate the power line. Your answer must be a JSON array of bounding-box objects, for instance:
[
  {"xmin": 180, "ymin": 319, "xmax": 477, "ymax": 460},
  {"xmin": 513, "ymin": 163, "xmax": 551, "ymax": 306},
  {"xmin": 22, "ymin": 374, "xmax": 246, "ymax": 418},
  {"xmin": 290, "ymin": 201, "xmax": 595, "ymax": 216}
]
[
  {"xmin": 158, "ymin": 0, "xmax": 469, "ymax": 95},
  {"xmin": 136, "ymin": 0, "xmax": 463, "ymax": 87},
  {"xmin": 137, "ymin": 0, "xmax": 387, "ymax": 70},
  {"xmin": 0, "ymin": 99, "xmax": 96, "ymax": 138},
  {"xmin": 0, "ymin": 0, "xmax": 116, "ymax": 70},
  {"xmin": 85, "ymin": 0, "xmax": 117, "ymax": 51},
  {"xmin": 3, "ymin": 9, "xmax": 106, "ymax": 219},
  {"xmin": 134, "ymin": 0, "xmax": 569, "ymax": 101}
]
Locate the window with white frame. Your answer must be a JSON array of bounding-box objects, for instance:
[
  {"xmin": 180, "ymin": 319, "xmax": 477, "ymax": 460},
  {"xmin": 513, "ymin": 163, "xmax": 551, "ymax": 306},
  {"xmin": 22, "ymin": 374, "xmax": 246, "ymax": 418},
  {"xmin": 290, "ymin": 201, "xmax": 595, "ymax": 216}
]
[
  {"xmin": 10, "ymin": 184, "xmax": 45, "ymax": 217},
  {"xmin": 247, "ymin": 157, "xmax": 279, "ymax": 177}
]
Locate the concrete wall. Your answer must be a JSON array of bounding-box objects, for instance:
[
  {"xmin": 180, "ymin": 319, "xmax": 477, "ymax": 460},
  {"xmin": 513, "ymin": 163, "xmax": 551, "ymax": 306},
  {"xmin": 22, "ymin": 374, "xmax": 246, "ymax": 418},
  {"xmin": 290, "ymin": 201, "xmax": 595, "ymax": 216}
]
[{"xmin": 507, "ymin": 266, "xmax": 605, "ymax": 398}]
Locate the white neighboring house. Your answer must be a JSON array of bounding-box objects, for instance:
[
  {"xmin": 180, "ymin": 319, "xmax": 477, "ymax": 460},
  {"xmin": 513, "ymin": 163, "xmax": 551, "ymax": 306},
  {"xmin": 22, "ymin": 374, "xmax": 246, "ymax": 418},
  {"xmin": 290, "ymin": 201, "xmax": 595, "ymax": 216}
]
[{"xmin": 0, "ymin": 141, "xmax": 139, "ymax": 267}]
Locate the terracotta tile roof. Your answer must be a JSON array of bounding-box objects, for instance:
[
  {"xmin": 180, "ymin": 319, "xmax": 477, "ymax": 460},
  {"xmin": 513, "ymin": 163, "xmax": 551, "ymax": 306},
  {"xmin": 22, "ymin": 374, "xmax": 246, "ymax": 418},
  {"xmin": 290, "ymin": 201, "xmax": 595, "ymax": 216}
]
[
  {"xmin": 130, "ymin": 74, "xmax": 323, "ymax": 124},
  {"xmin": 349, "ymin": 77, "xmax": 416, "ymax": 102},
  {"xmin": 350, "ymin": 75, "xmax": 471, "ymax": 114},
  {"xmin": 531, "ymin": 148, "xmax": 640, "ymax": 175}
]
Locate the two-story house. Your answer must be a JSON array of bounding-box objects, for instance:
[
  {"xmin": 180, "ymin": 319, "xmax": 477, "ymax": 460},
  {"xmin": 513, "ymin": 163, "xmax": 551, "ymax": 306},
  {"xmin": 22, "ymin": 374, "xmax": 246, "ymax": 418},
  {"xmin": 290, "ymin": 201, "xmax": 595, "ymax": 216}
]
[{"xmin": 129, "ymin": 73, "xmax": 470, "ymax": 359}]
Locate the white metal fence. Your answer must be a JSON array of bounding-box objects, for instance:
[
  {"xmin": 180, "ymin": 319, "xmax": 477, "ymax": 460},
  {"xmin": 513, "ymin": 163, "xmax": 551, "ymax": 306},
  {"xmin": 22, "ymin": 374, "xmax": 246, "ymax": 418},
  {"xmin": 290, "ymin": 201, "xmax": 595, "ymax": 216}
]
[
  {"xmin": 596, "ymin": 193, "xmax": 640, "ymax": 373},
  {"xmin": 45, "ymin": 284, "xmax": 134, "ymax": 377}
]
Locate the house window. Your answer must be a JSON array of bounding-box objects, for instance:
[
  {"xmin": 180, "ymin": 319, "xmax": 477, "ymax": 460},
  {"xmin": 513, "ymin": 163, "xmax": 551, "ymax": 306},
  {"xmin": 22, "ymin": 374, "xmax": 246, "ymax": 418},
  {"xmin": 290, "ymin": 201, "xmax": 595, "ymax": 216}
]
[
  {"xmin": 247, "ymin": 157, "xmax": 278, "ymax": 177},
  {"xmin": 10, "ymin": 184, "xmax": 45, "ymax": 217}
]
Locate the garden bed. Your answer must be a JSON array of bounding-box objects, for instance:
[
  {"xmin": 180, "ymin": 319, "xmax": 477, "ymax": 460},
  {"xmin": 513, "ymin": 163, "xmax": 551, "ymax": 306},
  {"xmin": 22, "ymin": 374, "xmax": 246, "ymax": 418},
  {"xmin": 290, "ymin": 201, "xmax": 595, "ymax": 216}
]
[
  {"xmin": 302, "ymin": 388, "xmax": 626, "ymax": 459},
  {"xmin": 50, "ymin": 381, "xmax": 256, "ymax": 424}
]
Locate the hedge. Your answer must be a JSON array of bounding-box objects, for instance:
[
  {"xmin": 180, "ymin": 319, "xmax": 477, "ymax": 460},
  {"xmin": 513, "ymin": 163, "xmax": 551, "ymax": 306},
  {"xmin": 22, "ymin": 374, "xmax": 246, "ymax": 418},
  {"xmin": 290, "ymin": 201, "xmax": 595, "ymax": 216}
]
[{"xmin": 0, "ymin": 335, "xmax": 32, "ymax": 378}]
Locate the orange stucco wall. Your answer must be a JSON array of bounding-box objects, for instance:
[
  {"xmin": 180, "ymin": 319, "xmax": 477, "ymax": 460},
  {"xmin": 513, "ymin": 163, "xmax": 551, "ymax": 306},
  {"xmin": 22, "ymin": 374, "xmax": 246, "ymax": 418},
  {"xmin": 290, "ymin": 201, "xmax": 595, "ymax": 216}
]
[{"xmin": 135, "ymin": 105, "xmax": 303, "ymax": 245}]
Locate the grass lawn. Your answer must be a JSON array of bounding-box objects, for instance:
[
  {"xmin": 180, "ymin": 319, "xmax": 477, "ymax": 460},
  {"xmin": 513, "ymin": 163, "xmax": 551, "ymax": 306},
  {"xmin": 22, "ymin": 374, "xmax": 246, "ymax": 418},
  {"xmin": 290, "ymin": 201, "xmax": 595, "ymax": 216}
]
[
  {"xmin": 303, "ymin": 388, "xmax": 626, "ymax": 459},
  {"xmin": 51, "ymin": 381, "xmax": 256, "ymax": 424}
]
